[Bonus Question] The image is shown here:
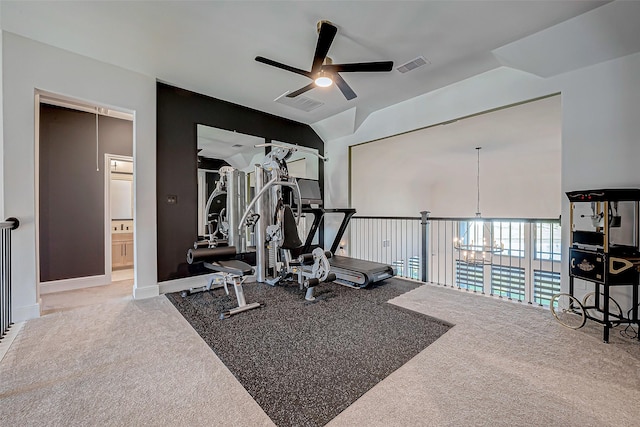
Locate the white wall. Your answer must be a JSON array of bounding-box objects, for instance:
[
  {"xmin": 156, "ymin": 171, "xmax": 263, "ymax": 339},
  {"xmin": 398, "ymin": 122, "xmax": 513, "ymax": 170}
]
[
  {"xmin": 556, "ymin": 51, "xmax": 640, "ymax": 310},
  {"xmin": 323, "ymin": 67, "xmax": 557, "ymax": 207},
  {"xmin": 322, "ymin": 52, "xmax": 640, "ymax": 311},
  {"xmin": 350, "ymin": 95, "xmax": 562, "ymax": 218},
  {"xmin": 0, "ymin": 26, "xmax": 4, "ymax": 220},
  {"xmin": 322, "ymin": 66, "xmax": 558, "ymax": 249},
  {"xmin": 351, "ymin": 144, "xmax": 561, "ymax": 218},
  {"xmin": 2, "ymin": 32, "xmax": 158, "ymax": 321}
]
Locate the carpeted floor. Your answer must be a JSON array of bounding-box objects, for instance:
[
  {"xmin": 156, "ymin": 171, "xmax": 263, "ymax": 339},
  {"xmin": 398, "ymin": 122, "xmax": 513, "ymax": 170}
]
[
  {"xmin": 166, "ymin": 278, "xmax": 451, "ymax": 427},
  {"xmin": 2, "ymin": 280, "xmax": 640, "ymax": 426}
]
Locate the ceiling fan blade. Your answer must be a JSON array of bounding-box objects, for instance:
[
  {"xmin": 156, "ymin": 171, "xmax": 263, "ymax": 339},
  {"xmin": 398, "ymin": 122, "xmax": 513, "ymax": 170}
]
[
  {"xmin": 311, "ymin": 22, "xmax": 337, "ymax": 73},
  {"xmin": 255, "ymin": 56, "xmax": 311, "ymax": 78},
  {"xmin": 334, "ymin": 74, "xmax": 357, "ymax": 100},
  {"xmin": 324, "ymin": 61, "xmax": 394, "ymax": 73},
  {"xmin": 286, "ymin": 82, "xmax": 316, "ymax": 98}
]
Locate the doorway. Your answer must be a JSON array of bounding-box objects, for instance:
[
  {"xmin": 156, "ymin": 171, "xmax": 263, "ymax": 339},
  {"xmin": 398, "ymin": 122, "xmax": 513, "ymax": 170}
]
[
  {"xmin": 107, "ymin": 155, "xmax": 134, "ymax": 279},
  {"xmin": 36, "ymin": 91, "xmax": 135, "ymax": 315}
]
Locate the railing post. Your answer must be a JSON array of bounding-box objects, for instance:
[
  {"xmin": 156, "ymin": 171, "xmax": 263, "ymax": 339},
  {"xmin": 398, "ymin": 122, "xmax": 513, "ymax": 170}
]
[{"xmin": 420, "ymin": 211, "xmax": 430, "ymax": 283}]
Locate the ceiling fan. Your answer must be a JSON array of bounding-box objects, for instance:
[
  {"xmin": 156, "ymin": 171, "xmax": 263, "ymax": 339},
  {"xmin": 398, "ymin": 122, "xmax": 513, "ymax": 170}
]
[{"xmin": 255, "ymin": 21, "xmax": 393, "ymax": 101}]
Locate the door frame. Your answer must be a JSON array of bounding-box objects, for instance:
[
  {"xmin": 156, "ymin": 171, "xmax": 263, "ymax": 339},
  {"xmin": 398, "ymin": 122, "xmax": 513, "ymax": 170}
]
[
  {"xmin": 34, "ymin": 90, "xmax": 134, "ymax": 300},
  {"xmin": 105, "ymin": 154, "xmax": 134, "ymax": 274}
]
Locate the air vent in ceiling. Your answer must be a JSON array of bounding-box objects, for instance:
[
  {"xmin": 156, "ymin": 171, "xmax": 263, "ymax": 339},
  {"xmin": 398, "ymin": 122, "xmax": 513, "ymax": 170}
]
[
  {"xmin": 397, "ymin": 56, "xmax": 430, "ymax": 74},
  {"xmin": 274, "ymin": 92, "xmax": 324, "ymax": 112}
]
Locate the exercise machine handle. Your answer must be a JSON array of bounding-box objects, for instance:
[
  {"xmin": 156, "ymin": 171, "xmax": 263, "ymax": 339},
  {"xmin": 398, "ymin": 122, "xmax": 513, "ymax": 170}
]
[
  {"xmin": 238, "ymin": 177, "xmax": 302, "ymax": 231},
  {"xmin": 255, "ymin": 143, "xmax": 327, "ymax": 161}
]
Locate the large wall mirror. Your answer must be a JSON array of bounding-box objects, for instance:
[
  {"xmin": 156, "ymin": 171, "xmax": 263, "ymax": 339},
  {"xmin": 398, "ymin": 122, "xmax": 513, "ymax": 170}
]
[
  {"xmin": 196, "ymin": 125, "xmax": 263, "ymax": 237},
  {"xmin": 196, "ymin": 124, "xmax": 321, "ymax": 246},
  {"xmin": 156, "ymin": 82, "xmax": 326, "ymax": 282}
]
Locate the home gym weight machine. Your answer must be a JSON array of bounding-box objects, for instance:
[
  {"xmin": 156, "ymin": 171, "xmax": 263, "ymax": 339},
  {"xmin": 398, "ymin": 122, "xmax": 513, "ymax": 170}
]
[
  {"xmin": 240, "ymin": 142, "xmax": 394, "ymax": 294},
  {"xmin": 238, "ymin": 143, "xmax": 335, "ymax": 301},
  {"xmin": 184, "ymin": 144, "xmax": 335, "ymax": 318}
]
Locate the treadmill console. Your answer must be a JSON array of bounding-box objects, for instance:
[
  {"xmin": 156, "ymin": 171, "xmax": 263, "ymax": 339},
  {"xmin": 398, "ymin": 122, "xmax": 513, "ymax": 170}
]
[{"xmin": 295, "ymin": 178, "xmax": 323, "ymax": 207}]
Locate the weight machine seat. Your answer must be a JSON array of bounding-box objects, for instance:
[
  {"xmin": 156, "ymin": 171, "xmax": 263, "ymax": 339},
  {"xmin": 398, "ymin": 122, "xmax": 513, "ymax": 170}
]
[
  {"xmin": 281, "ymin": 205, "xmax": 303, "ymax": 250},
  {"xmin": 203, "ymin": 260, "xmax": 253, "ymax": 276}
]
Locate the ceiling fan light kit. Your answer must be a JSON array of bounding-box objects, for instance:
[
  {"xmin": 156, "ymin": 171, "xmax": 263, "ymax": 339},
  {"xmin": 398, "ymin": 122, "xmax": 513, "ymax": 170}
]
[
  {"xmin": 314, "ymin": 71, "xmax": 333, "ymax": 87},
  {"xmin": 255, "ymin": 21, "xmax": 393, "ymax": 101}
]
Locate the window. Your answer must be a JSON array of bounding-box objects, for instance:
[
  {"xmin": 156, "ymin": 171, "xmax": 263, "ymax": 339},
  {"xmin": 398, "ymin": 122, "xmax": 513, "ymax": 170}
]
[
  {"xmin": 456, "ymin": 261, "xmax": 484, "ymax": 292},
  {"xmin": 493, "ymin": 221, "xmax": 525, "ymax": 257},
  {"xmin": 392, "ymin": 260, "xmax": 405, "ymax": 277},
  {"xmin": 393, "ymin": 257, "xmax": 421, "ymax": 280},
  {"xmin": 458, "ymin": 220, "xmax": 486, "ymax": 247},
  {"xmin": 491, "ymin": 265, "xmax": 525, "ymax": 301},
  {"xmin": 534, "ymin": 222, "xmax": 561, "ymax": 261},
  {"xmin": 534, "ymin": 270, "xmax": 561, "ymax": 306},
  {"xmin": 407, "ymin": 256, "xmax": 420, "ymax": 280},
  {"xmin": 457, "ymin": 221, "xmax": 525, "ymax": 258}
]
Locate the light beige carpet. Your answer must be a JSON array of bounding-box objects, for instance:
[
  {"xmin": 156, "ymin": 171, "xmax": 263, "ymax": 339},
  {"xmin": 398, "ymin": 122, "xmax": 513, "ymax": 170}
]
[
  {"xmin": 0, "ymin": 296, "xmax": 274, "ymax": 426},
  {"xmin": 331, "ymin": 284, "xmax": 640, "ymax": 427},
  {"xmin": 40, "ymin": 271, "xmax": 134, "ymax": 316},
  {"xmin": 1, "ymin": 282, "xmax": 639, "ymax": 426}
]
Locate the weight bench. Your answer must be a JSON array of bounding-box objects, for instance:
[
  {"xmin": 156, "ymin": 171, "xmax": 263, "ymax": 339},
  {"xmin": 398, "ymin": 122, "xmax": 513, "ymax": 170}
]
[{"xmin": 184, "ymin": 248, "xmax": 262, "ymax": 319}]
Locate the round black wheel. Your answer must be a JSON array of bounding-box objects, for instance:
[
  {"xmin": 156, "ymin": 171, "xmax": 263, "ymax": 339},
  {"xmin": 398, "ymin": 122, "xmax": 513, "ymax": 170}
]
[
  {"xmin": 550, "ymin": 293, "xmax": 586, "ymax": 329},
  {"xmin": 582, "ymin": 292, "xmax": 623, "ymax": 321}
]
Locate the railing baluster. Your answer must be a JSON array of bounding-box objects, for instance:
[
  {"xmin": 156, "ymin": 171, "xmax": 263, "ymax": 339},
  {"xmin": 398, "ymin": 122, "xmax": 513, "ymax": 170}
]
[
  {"xmin": 347, "ymin": 215, "xmax": 560, "ymax": 308},
  {"xmin": 436, "ymin": 222, "xmax": 441, "ymax": 284},
  {"xmin": 1, "ymin": 218, "xmax": 19, "ymax": 340}
]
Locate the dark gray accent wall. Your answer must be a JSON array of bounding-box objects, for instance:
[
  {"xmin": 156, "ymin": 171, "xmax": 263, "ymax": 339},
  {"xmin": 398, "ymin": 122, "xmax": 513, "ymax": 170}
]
[
  {"xmin": 157, "ymin": 82, "xmax": 325, "ymax": 282},
  {"xmin": 39, "ymin": 104, "xmax": 133, "ymax": 282}
]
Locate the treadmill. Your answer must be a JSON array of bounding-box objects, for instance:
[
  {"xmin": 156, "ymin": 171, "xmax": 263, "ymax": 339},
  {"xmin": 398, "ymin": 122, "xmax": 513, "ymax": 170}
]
[{"xmin": 295, "ymin": 179, "xmax": 396, "ymax": 288}]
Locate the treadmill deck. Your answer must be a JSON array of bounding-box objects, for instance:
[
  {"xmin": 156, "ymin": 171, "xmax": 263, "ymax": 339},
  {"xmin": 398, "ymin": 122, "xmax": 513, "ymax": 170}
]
[{"xmin": 329, "ymin": 255, "xmax": 395, "ymax": 287}]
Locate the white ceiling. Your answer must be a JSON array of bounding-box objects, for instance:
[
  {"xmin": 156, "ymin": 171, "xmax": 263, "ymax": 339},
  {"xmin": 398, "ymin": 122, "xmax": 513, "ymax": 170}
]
[
  {"xmin": 197, "ymin": 124, "xmax": 265, "ymax": 169},
  {"xmin": 197, "ymin": 124, "xmax": 263, "ymax": 160},
  {"xmin": 1, "ymin": 0, "xmax": 622, "ymax": 132}
]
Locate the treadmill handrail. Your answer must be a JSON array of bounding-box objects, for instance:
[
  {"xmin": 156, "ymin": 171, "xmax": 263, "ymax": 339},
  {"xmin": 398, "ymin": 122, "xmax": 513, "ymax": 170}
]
[
  {"xmin": 301, "ymin": 207, "xmax": 325, "ymax": 253},
  {"xmin": 314, "ymin": 208, "xmax": 356, "ymax": 254},
  {"xmin": 297, "ymin": 207, "xmax": 357, "ymax": 254}
]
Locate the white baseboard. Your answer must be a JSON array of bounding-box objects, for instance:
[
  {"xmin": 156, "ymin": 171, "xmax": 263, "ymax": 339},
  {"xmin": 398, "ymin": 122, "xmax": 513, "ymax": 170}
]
[
  {"xmin": 158, "ymin": 274, "xmax": 218, "ymax": 295},
  {"xmin": 12, "ymin": 303, "xmax": 41, "ymax": 322},
  {"xmin": 40, "ymin": 274, "xmax": 111, "ymax": 295},
  {"xmin": 133, "ymin": 284, "xmax": 160, "ymax": 299},
  {"xmin": 0, "ymin": 322, "xmax": 25, "ymax": 363},
  {"xmin": 158, "ymin": 273, "xmax": 257, "ymax": 295}
]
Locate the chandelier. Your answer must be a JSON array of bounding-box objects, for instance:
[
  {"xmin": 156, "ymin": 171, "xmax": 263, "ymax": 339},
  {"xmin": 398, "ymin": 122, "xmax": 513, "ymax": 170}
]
[{"xmin": 453, "ymin": 147, "xmax": 504, "ymax": 264}]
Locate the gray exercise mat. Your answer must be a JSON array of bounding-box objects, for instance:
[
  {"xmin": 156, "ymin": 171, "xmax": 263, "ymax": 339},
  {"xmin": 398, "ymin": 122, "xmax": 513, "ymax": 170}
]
[{"xmin": 167, "ymin": 278, "xmax": 451, "ymax": 427}]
